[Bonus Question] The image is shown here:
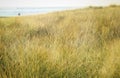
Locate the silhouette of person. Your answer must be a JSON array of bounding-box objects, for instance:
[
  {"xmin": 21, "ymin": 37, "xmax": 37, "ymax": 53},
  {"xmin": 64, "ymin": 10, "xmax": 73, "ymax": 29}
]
[{"xmin": 18, "ymin": 13, "xmax": 21, "ymax": 16}]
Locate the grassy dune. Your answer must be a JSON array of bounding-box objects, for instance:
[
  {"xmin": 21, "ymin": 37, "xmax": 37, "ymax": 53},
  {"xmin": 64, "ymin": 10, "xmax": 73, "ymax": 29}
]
[{"xmin": 0, "ymin": 6, "xmax": 120, "ymax": 78}]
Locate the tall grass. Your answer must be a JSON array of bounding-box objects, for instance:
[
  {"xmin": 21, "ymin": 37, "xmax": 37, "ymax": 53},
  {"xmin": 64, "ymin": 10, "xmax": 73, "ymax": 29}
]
[{"xmin": 0, "ymin": 6, "xmax": 120, "ymax": 78}]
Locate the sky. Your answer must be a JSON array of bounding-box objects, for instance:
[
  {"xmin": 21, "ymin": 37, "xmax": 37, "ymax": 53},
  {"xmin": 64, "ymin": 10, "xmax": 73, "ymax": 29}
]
[{"xmin": 0, "ymin": 0, "xmax": 120, "ymax": 7}]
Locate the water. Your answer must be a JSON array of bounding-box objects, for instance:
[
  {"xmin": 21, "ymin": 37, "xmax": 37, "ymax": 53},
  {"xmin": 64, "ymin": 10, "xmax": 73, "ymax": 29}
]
[{"xmin": 0, "ymin": 7, "xmax": 77, "ymax": 17}]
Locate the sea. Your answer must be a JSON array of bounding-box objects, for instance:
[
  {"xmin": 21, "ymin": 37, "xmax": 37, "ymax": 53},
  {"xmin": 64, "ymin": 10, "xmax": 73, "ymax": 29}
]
[{"xmin": 0, "ymin": 7, "xmax": 79, "ymax": 17}]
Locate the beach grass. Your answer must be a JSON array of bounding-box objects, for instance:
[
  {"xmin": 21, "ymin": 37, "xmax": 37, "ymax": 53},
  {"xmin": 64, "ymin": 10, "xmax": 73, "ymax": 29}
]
[{"xmin": 0, "ymin": 6, "xmax": 120, "ymax": 78}]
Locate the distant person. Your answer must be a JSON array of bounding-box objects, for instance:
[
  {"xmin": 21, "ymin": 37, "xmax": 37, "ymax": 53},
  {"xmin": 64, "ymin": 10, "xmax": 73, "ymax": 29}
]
[{"xmin": 18, "ymin": 13, "xmax": 21, "ymax": 16}]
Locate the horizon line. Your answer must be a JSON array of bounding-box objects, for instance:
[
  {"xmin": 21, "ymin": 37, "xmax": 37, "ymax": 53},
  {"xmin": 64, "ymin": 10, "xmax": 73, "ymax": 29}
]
[{"xmin": 0, "ymin": 4, "xmax": 120, "ymax": 8}]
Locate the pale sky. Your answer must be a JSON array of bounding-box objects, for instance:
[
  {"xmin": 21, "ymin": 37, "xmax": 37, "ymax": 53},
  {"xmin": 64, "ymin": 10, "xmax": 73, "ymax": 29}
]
[{"xmin": 0, "ymin": 0, "xmax": 120, "ymax": 7}]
